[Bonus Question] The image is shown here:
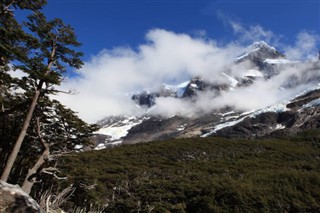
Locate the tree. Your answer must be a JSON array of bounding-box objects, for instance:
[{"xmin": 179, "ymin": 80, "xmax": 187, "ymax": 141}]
[
  {"xmin": 0, "ymin": 0, "xmax": 47, "ymax": 68},
  {"xmin": 0, "ymin": 0, "xmax": 47, "ymax": 180},
  {"xmin": 0, "ymin": 0, "xmax": 47, "ymax": 107},
  {"xmin": 20, "ymin": 98, "xmax": 97, "ymax": 194},
  {"xmin": 1, "ymin": 11, "xmax": 83, "ymax": 182}
]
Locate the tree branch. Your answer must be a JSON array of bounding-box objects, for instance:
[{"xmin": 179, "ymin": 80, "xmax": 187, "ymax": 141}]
[
  {"xmin": 3, "ymin": 0, "xmax": 15, "ymax": 12},
  {"xmin": 41, "ymin": 167, "xmax": 67, "ymax": 180},
  {"xmin": 36, "ymin": 117, "xmax": 49, "ymax": 152},
  {"xmin": 45, "ymin": 88, "xmax": 78, "ymax": 95},
  {"xmin": 21, "ymin": 117, "xmax": 50, "ymax": 193}
]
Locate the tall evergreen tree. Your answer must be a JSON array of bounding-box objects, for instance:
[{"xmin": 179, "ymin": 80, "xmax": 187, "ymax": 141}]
[
  {"xmin": 1, "ymin": 11, "xmax": 84, "ymax": 182},
  {"xmin": 0, "ymin": 0, "xmax": 46, "ymax": 116},
  {"xmin": 0, "ymin": 0, "xmax": 47, "ymax": 181}
]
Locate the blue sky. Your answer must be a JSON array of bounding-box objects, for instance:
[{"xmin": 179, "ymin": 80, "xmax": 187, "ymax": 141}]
[
  {"xmin": 40, "ymin": 0, "xmax": 320, "ymax": 122},
  {"xmin": 44, "ymin": 0, "xmax": 320, "ymax": 60}
]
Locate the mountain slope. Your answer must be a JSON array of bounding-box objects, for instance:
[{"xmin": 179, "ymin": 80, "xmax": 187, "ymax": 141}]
[
  {"xmin": 59, "ymin": 135, "xmax": 320, "ymax": 212},
  {"xmin": 93, "ymin": 41, "xmax": 320, "ymax": 148},
  {"xmin": 212, "ymin": 87, "xmax": 320, "ymax": 138}
]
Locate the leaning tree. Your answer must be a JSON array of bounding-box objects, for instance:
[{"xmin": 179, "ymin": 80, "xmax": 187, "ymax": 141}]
[
  {"xmin": 0, "ymin": 0, "xmax": 47, "ymax": 180},
  {"xmin": 0, "ymin": 10, "xmax": 85, "ymax": 183}
]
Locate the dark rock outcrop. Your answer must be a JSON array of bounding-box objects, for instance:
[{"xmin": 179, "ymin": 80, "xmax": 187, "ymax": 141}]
[
  {"xmin": 212, "ymin": 90, "xmax": 320, "ymax": 139},
  {"xmin": 182, "ymin": 77, "xmax": 229, "ymax": 99},
  {"xmin": 0, "ymin": 181, "xmax": 41, "ymax": 213},
  {"xmin": 124, "ymin": 116, "xmax": 190, "ymax": 144},
  {"xmin": 214, "ymin": 111, "xmax": 297, "ymax": 138},
  {"xmin": 132, "ymin": 91, "xmax": 160, "ymax": 108},
  {"xmin": 132, "ymin": 87, "xmax": 178, "ymax": 108},
  {"xmin": 286, "ymin": 89, "xmax": 320, "ymax": 110}
]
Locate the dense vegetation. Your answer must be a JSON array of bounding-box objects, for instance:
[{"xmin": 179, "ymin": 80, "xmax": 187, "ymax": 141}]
[{"xmin": 57, "ymin": 131, "xmax": 320, "ymax": 212}]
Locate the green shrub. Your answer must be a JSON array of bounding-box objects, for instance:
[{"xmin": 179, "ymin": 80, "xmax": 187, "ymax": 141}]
[{"xmin": 56, "ymin": 136, "xmax": 320, "ymax": 212}]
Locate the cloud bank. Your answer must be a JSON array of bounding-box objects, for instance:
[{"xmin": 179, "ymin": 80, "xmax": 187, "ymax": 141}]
[{"xmin": 57, "ymin": 25, "xmax": 319, "ymax": 123}]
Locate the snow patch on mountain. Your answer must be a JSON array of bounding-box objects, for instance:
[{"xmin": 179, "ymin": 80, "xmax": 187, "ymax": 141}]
[
  {"xmin": 222, "ymin": 72, "xmax": 238, "ymax": 89},
  {"xmin": 274, "ymin": 124, "xmax": 286, "ymax": 130},
  {"xmin": 264, "ymin": 58, "xmax": 300, "ymax": 64},
  {"xmin": 96, "ymin": 116, "xmax": 148, "ymax": 140},
  {"xmin": 177, "ymin": 124, "xmax": 187, "ymax": 131},
  {"xmin": 201, "ymin": 117, "xmax": 246, "ymax": 137},
  {"xmin": 94, "ymin": 116, "xmax": 149, "ymax": 149},
  {"xmin": 301, "ymin": 98, "xmax": 320, "ymax": 110},
  {"xmin": 190, "ymin": 83, "xmax": 198, "ymax": 88},
  {"xmin": 241, "ymin": 69, "xmax": 264, "ymax": 77},
  {"xmin": 251, "ymin": 103, "xmax": 288, "ymax": 118},
  {"xmin": 236, "ymin": 48, "xmax": 259, "ymax": 61},
  {"xmin": 202, "ymin": 102, "xmax": 288, "ymax": 137},
  {"xmin": 221, "ymin": 111, "xmax": 235, "ymax": 116},
  {"xmin": 163, "ymin": 81, "xmax": 189, "ymax": 97}
]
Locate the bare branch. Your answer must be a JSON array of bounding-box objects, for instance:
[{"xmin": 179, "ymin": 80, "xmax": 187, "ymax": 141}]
[
  {"xmin": 36, "ymin": 117, "xmax": 49, "ymax": 152},
  {"xmin": 40, "ymin": 167, "xmax": 67, "ymax": 180},
  {"xmin": 3, "ymin": 0, "xmax": 15, "ymax": 12},
  {"xmin": 45, "ymin": 88, "xmax": 78, "ymax": 95}
]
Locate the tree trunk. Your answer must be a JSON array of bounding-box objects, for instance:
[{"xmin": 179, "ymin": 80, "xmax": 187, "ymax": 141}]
[
  {"xmin": 0, "ymin": 36, "xmax": 56, "ymax": 182},
  {"xmin": 0, "ymin": 89, "xmax": 41, "ymax": 182},
  {"xmin": 21, "ymin": 145, "xmax": 49, "ymax": 194},
  {"xmin": 0, "ymin": 44, "xmax": 55, "ymax": 183}
]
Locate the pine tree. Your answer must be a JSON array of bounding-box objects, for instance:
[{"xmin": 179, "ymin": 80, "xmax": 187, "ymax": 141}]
[
  {"xmin": 0, "ymin": 0, "xmax": 47, "ymax": 181},
  {"xmin": 0, "ymin": 0, "xmax": 46, "ymax": 116},
  {"xmin": 1, "ymin": 11, "xmax": 84, "ymax": 182}
]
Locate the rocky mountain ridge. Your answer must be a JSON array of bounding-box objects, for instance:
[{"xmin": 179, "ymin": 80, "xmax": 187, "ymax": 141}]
[{"xmin": 91, "ymin": 41, "xmax": 320, "ymax": 149}]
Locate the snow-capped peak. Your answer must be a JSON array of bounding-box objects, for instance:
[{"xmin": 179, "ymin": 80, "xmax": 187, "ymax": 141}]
[
  {"xmin": 249, "ymin": 41, "xmax": 276, "ymax": 52},
  {"xmin": 236, "ymin": 41, "xmax": 283, "ymax": 62}
]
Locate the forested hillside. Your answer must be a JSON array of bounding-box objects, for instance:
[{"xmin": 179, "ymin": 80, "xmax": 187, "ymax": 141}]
[{"xmin": 56, "ymin": 131, "xmax": 320, "ymax": 212}]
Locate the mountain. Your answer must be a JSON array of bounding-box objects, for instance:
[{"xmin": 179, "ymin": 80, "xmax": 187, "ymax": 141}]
[
  {"xmin": 236, "ymin": 41, "xmax": 285, "ymax": 67},
  {"xmin": 212, "ymin": 87, "xmax": 320, "ymax": 138},
  {"xmin": 92, "ymin": 115, "xmax": 149, "ymax": 149},
  {"xmin": 182, "ymin": 77, "xmax": 229, "ymax": 99},
  {"xmin": 92, "ymin": 41, "xmax": 320, "ymax": 149}
]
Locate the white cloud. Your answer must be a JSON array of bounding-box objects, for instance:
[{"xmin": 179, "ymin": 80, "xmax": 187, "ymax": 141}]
[
  {"xmin": 57, "ymin": 28, "xmax": 320, "ymax": 123},
  {"xmin": 284, "ymin": 31, "xmax": 319, "ymax": 60},
  {"xmin": 230, "ymin": 21, "xmax": 279, "ymax": 45},
  {"xmin": 57, "ymin": 29, "xmax": 245, "ymax": 122},
  {"xmin": 217, "ymin": 12, "xmax": 277, "ymax": 44}
]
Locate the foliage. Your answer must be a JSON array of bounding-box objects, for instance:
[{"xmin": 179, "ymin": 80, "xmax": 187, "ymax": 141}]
[
  {"xmin": 0, "ymin": 96, "xmax": 97, "ymax": 184},
  {"xmin": 58, "ymin": 133, "xmax": 320, "ymax": 212},
  {"xmin": 0, "ymin": 0, "xmax": 96, "ymax": 194},
  {"xmin": 0, "ymin": 0, "xmax": 47, "ymax": 69}
]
